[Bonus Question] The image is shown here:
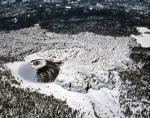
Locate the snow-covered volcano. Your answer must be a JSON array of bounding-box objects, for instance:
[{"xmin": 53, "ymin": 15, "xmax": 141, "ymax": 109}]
[
  {"xmin": 1, "ymin": 0, "xmax": 150, "ymax": 116},
  {"xmin": 17, "ymin": 59, "xmax": 60, "ymax": 83},
  {"xmin": 4, "ymin": 26, "xmax": 143, "ymax": 117}
]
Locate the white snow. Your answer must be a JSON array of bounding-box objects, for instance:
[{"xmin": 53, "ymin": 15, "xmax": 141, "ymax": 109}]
[
  {"xmin": 95, "ymin": 3, "xmax": 104, "ymax": 9},
  {"xmin": 131, "ymin": 27, "xmax": 150, "ymax": 47},
  {"xmin": 18, "ymin": 61, "xmax": 37, "ymax": 82},
  {"xmin": 65, "ymin": 6, "xmax": 71, "ymax": 9}
]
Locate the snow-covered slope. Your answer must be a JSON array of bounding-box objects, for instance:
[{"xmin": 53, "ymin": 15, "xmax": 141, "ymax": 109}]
[{"xmin": 3, "ymin": 26, "xmax": 141, "ymax": 117}]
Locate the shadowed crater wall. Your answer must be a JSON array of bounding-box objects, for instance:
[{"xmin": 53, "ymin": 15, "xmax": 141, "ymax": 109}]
[{"xmin": 31, "ymin": 59, "xmax": 61, "ymax": 83}]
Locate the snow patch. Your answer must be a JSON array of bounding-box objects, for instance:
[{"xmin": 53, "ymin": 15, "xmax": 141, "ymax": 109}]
[{"xmin": 131, "ymin": 27, "xmax": 150, "ymax": 47}]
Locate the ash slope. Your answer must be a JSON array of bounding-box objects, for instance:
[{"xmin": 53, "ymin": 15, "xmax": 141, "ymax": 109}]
[{"xmin": 1, "ymin": 26, "xmax": 150, "ymax": 117}]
